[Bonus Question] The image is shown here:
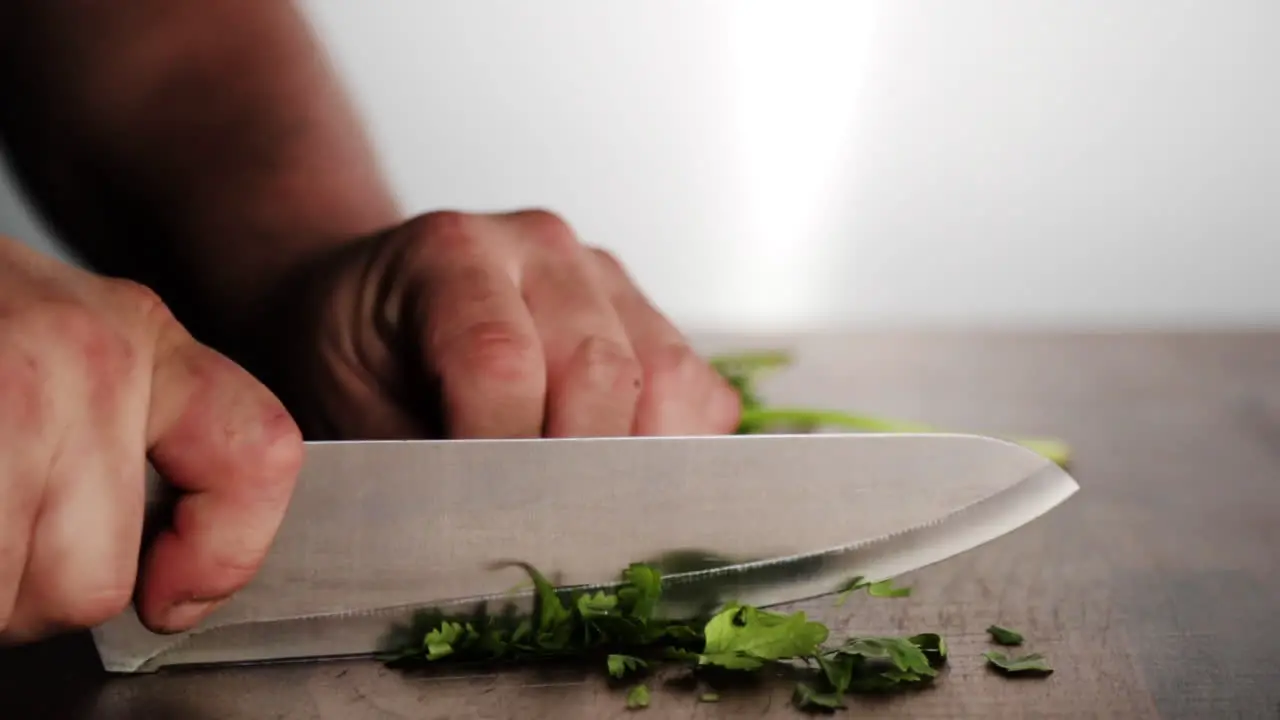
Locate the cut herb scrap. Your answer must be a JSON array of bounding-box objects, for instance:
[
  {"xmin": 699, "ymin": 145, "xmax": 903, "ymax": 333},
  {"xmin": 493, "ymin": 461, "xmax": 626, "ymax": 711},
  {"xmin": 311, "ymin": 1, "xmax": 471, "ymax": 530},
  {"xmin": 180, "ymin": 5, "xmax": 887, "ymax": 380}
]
[
  {"xmin": 833, "ymin": 575, "xmax": 912, "ymax": 606},
  {"xmin": 608, "ymin": 654, "xmax": 648, "ymax": 679},
  {"xmin": 386, "ymin": 560, "xmax": 1042, "ymax": 712},
  {"xmin": 833, "ymin": 576, "xmax": 868, "ymax": 606},
  {"xmin": 792, "ymin": 682, "xmax": 846, "ymax": 711},
  {"xmin": 697, "ymin": 604, "xmax": 828, "ymax": 670},
  {"xmin": 836, "ymin": 636, "xmax": 937, "ymax": 682},
  {"xmin": 789, "ymin": 633, "xmax": 946, "ymax": 709},
  {"xmin": 982, "ymin": 626, "xmax": 1053, "ymax": 679},
  {"xmin": 865, "ymin": 579, "xmax": 911, "ymax": 598},
  {"xmin": 984, "ymin": 651, "xmax": 1054, "ymax": 676},
  {"xmin": 626, "ymin": 683, "xmax": 651, "ymax": 709},
  {"xmin": 907, "ymin": 633, "xmax": 948, "ymax": 666},
  {"xmin": 422, "ymin": 621, "xmax": 467, "ymax": 660},
  {"xmin": 986, "ymin": 624, "xmax": 1024, "ymax": 646}
]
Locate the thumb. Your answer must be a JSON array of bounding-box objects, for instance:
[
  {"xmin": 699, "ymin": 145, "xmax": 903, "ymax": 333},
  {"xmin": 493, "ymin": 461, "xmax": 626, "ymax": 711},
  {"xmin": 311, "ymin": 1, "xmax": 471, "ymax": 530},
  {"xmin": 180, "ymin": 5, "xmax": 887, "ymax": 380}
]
[{"xmin": 135, "ymin": 327, "xmax": 303, "ymax": 634}]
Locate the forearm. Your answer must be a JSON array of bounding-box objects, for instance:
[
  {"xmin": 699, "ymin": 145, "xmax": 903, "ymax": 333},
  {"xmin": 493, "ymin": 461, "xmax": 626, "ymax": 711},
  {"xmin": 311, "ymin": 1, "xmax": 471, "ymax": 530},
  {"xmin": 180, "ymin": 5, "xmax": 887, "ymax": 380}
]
[{"xmin": 0, "ymin": 0, "xmax": 401, "ymax": 344}]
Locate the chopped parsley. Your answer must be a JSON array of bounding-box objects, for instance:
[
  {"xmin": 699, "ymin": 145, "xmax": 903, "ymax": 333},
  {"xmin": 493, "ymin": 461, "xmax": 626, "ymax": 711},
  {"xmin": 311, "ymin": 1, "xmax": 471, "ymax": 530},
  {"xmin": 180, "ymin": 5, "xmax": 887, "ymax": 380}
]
[
  {"xmin": 986, "ymin": 624, "xmax": 1025, "ymax": 646},
  {"xmin": 384, "ymin": 560, "xmax": 1049, "ymax": 711},
  {"xmin": 984, "ymin": 651, "xmax": 1054, "ymax": 675},
  {"xmin": 381, "ymin": 348, "xmax": 1061, "ymax": 709}
]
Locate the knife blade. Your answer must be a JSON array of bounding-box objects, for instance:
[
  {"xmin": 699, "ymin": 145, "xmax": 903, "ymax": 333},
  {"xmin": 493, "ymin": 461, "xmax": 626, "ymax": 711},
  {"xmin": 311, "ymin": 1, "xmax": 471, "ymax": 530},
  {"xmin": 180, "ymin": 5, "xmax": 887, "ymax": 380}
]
[{"xmin": 90, "ymin": 432, "xmax": 1079, "ymax": 673}]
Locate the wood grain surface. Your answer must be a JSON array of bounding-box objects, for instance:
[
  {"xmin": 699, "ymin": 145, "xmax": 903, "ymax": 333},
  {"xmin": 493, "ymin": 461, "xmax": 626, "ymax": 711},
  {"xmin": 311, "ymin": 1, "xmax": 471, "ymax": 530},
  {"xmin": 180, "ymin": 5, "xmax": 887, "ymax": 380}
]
[{"xmin": 3, "ymin": 331, "xmax": 1277, "ymax": 719}]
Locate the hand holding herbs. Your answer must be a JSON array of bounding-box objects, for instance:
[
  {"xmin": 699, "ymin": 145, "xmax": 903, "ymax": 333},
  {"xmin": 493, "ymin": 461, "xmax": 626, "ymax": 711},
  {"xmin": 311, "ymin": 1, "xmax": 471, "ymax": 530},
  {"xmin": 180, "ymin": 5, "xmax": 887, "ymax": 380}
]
[{"xmin": 386, "ymin": 562, "xmax": 1053, "ymax": 712}]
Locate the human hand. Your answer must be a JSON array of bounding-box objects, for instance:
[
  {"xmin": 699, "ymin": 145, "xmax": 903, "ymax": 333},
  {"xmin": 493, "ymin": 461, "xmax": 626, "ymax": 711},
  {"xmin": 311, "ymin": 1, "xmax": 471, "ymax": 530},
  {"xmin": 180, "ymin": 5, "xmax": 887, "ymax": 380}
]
[
  {"xmin": 0, "ymin": 235, "xmax": 302, "ymax": 644},
  {"xmin": 248, "ymin": 210, "xmax": 742, "ymax": 440}
]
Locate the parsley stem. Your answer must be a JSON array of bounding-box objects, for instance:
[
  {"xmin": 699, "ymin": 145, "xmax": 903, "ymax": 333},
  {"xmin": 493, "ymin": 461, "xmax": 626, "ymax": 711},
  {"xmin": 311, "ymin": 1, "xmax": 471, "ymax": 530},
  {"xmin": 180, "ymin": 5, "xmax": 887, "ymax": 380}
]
[
  {"xmin": 708, "ymin": 350, "xmax": 793, "ymax": 371},
  {"xmin": 737, "ymin": 407, "xmax": 1071, "ymax": 467},
  {"xmin": 740, "ymin": 407, "xmax": 932, "ymax": 433}
]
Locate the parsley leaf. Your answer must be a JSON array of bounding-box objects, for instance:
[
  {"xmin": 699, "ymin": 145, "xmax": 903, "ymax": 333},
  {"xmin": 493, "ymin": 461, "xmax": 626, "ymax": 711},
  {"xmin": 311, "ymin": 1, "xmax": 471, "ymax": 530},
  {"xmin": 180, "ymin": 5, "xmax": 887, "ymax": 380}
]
[
  {"xmin": 986, "ymin": 625, "xmax": 1024, "ymax": 646},
  {"xmin": 577, "ymin": 591, "xmax": 618, "ymax": 618},
  {"xmin": 833, "ymin": 576, "xmax": 868, "ymax": 606},
  {"xmin": 489, "ymin": 561, "xmax": 574, "ymax": 651},
  {"xmin": 802, "ymin": 634, "xmax": 944, "ymax": 697},
  {"xmin": 984, "ymin": 651, "xmax": 1054, "ymax": 675},
  {"xmin": 908, "ymin": 633, "xmax": 948, "ymax": 666},
  {"xmin": 837, "ymin": 637, "xmax": 937, "ymax": 679},
  {"xmin": 698, "ymin": 605, "xmax": 828, "ymax": 670},
  {"xmin": 387, "ymin": 557, "xmax": 1049, "ymax": 711},
  {"xmin": 422, "ymin": 621, "xmax": 469, "ymax": 660},
  {"xmin": 866, "ymin": 579, "xmax": 912, "ymax": 598},
  {"xmin": 626, "ymin": 683, "xmax": 651, "ymax": 709},
  {"xmin": 833, "ymin": 576, "xmax": 911, "ymax": 606},
  {"xmin": 816, "ymin": 653, "xmax": 855, "ymax": 694},
  {"xmin": 617, "ymin": 563, "xmax": 661, "ymax": 621},
  {"xmin": 792, "ymin": 682, "xmax": 846, "ymax": 710},
  {"xmin": 607, "ymin": 654, "xmax": 647, "ymax": 679}
]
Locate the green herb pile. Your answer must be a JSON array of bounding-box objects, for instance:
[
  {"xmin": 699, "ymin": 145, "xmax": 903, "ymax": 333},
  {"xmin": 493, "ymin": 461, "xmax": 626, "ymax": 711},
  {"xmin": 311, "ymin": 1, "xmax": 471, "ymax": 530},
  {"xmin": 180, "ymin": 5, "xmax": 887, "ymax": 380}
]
[
  {"xmin": 383, "ymin": 349, "xmax": 1063, "ymax": 710},
  {"xmin": 385, "ymin": 562, "xmax": 1053, "ymax": 712}
]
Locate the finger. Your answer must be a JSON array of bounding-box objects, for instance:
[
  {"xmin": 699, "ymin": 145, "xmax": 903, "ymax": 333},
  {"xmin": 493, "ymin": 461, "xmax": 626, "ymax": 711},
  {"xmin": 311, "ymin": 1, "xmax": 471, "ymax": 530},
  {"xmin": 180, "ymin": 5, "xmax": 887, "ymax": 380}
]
[
  {"xmin": 3, "ymin": 441, "xmax": 143, "ymax": 643},
  {"xmin": 135, "ymin": 327, "xmax": 303, "ymax": 633},
  {"xmin": 591, "ymin": 249, "xmax": 741, "ymax": 435},
  {"xmin": 406, "ymin": 216, "xmax": 547, "ymax": 438},
  {"xmin": 509, "ymin": 225, "xmax": 641, "ymax": 437},
  {"xmin": 0, "ymin": 322, "xmax": 147, "ymax": 643},
  {"xmin": 0, "ymin": 351, "xmax": 43, "ymax": 636},
  {"xmin": 0, "ymin": 458, "xmax": 33, "ymax": 637}
]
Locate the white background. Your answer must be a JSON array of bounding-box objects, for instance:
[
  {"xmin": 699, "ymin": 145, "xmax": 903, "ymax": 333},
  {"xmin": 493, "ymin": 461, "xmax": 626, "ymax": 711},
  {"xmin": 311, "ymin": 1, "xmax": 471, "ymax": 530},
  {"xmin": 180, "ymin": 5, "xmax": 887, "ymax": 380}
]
[{"xmin": 2, "ymin": 0, "xmax": 1277, "ymax": 331}]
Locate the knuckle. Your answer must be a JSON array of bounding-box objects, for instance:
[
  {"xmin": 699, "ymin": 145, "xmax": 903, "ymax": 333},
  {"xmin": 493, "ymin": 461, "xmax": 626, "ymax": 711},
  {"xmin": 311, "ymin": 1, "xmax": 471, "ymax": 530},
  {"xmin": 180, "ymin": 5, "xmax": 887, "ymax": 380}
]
[
  {"xmin": 238, "ymin": 403, "xmax": 305, "ymax": 491},
  {"xmin": 709, "ymin": 376, "xmax": 745, "ymax": 432},
  {"xmin": 443, "ymin": 321, "xmax": 542, "ymax": 384},
  {"xmin": 104, "ymin": 278, "xmax": 170, "ymax": 320},
  {"xmin": 642, "ymin": 343, "xmax": 742, "ymax": 431},
  {"xmin": 403, "ymin": 211, "xmax": 483, "ymax": 257},
  {"xmin": 173, "ymin": 349, "xmax": 303, "ymax": 499},
  {"xmin": 215, "ymin": 370, "xmax": 306, "ymax": 497},
  {"xmin": 589, "ymin": 246, "xmax": 626, "ymax": 276},
  {"xmin": 573, "ymin": 336, "xmax": 642, "ymax": 394},
  {"xmin": 643, "ymin": 343, "xmax": 705, "ymax": 392},
  {"xmin": 254, "ymin": 408, "xmax": 306, "ymax": 488},
  {"xmin": 515, "ymin": 209, "xmax": 581, "ymax": 257},
  {"xmin": 31, "ymin": 301, "xmax": 138, "ymax": 376},
  {"xmin": 408, "ymin": 210, "xmax": 473, "ymax": 238}
]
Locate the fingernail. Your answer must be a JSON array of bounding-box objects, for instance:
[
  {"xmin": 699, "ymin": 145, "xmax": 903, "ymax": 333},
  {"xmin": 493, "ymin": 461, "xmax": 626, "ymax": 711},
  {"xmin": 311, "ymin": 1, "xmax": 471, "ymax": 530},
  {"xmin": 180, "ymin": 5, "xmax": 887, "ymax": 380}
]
[{"xmin": 160, "ymin": 599, "xmax": 220, "ymax": 632}]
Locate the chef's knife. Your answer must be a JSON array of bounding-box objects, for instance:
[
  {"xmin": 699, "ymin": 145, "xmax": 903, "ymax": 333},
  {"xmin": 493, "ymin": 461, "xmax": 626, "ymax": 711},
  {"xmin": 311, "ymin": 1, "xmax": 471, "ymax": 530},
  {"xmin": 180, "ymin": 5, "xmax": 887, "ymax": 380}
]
[{"xmin": 91, "ymin": 432, "xmax": 1079, "ymax": 673}]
